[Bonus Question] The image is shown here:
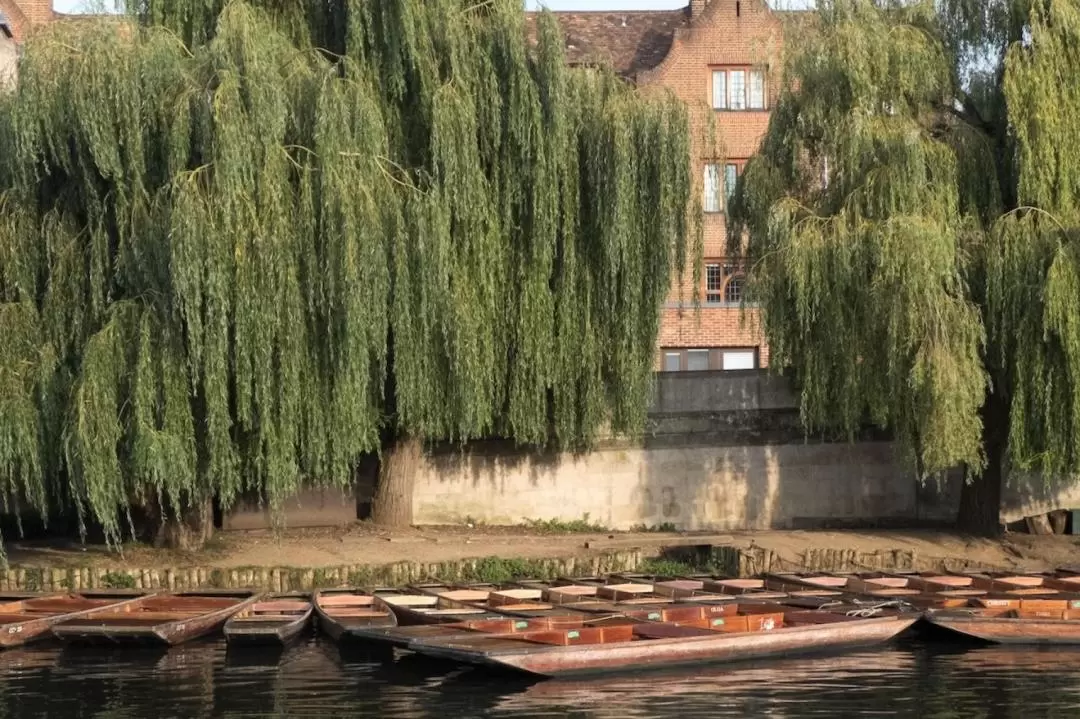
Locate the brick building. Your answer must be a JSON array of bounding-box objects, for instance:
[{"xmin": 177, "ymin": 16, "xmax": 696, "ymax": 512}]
[
  {"xmin": 0, "ymin": 0, "xmax": 55, "ymax": 86},
  {"xmin": 529, "ymin": 0, "xmax": 786, "ymax": 372}
]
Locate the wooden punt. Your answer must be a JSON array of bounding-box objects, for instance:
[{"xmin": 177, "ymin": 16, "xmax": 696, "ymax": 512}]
[
  {"xmin": 374, "ymin": 602, "xmax": 743, "ymax": 650},
  {"xmin": 951, "ymin": 572, "xmax": 1080, "ymax": 596},
  {"xmin": 407, "ymin": 603, "xmax": 920, "ymax": 677},
  {"xmin": 224, "ymin": 593, "xmax": 313, "ymax": 646},
  {"xmin": 313, "ymin": 589, "xmax": 397, "ymax": 642},
  {"xmin": 601, "ymin": 574, "xmax": 766, "ymax": 602},
  {"xmin": 0, "ymin": 591, "xmax": 148, "ymax": 649},
  {"xmin": 926, "ymin": 599, "xmax": 1080, "ymax": 643},
  {"xmin": 51, "ymin": 590, "xmax": 259, "ymax": 646},
  {"xmin": 410, "ymin": 584, "xmax": 595, "ymax": 619},
  {"xmin": 765, "ymin": 572, "xmax": 978, "ymax": 609}
]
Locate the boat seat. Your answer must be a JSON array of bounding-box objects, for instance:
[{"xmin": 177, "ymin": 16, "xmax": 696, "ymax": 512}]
[
  {"xmin": 319, "ymin": 594, "xmax": 375, "ymax": 607},
  {"xmin": 633, "ymin": 623, "xmax": 717, "ymax": 639},
  {"xmin": 251, "ymin": 601, "xmax": 310, "ymax": 613},
  {"xmin": 231, "ymin": 616, "xmax": 296, "ymax": 622},
  {"xmin": 325, "ymin": 609, "xmax": 391, "ymax": 618},
  {"xmin": 380, "ymin": 596, "xmax": 438, "ymax": 607},
  {"xmin": 420, "ymin": 608, "xmax": 488, "ymax": 615},
  {"xmin": 73, "ymin": 611, "xmax": 202, "ymax": 622}
]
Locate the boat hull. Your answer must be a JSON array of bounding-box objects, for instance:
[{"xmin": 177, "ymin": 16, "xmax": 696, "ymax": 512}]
[
  {"xmin": 0, "ymin": 592, "xmax": 149, "ymax": 649},
  {"xmin": 927, "ymin": 614, "xmax": 1080, "ymax": 644},
  {"xmin": 409, "ymin": 615, "xmax": 919, "ymax": 677},
  {"xmin": 52, "ymin": 592, "xmax": 260, "ymax": 646},
  {"xmin": 224, "ymin": 617, "xmax": 309, "ymax": 647}
]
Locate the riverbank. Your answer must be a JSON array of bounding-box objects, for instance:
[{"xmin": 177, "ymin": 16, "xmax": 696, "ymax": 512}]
[{"xmin": 2, "ymin": 524, "xmax": 1078, "ymax": 593}]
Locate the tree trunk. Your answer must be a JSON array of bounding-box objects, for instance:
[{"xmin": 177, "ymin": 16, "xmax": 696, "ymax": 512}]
[
  {"xmin": 371, "ymin": 435, "xmax": 422, "ymax": 527},
  {"xmin": 154, "ymin": 497, "xmax": 215, "ymax": 552},
  {"xmin": 957, "ymin": 391, "xmax": 1008, "ymax": 536}
]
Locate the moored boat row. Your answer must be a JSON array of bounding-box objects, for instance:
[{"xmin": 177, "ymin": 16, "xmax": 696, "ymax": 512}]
[{"xmin": 0, "ymin": 569, "xmax": 1077, "ymax": 677}]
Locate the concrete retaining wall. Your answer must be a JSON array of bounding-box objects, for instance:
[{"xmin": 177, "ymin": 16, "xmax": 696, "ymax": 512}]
[{"xmin": 413, "ymin": 440, "xmax": 959, "ymax": 530}]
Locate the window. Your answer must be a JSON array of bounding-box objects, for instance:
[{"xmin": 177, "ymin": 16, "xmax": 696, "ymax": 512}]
[
  {"xmin": 704, "ymin": 164, "xmax": 722, "ymax": 213},
  {"xmin": 724, "ymin": 268, "xmax": 744, "ymax": 304},
  {"xmin": 728, "ymin": 70, "xmax": 746, "ymax": 110},
  {"xmin": 724, "ymin": 163, "xmax": 739, "ymax": 204},
  {"xmin": 703, "ymin": 262, "xmax": 747, "ymax": 305},
  {"xmin": 687, "ymin": 350, "xmax": 710, "ymax": 372},
  {"xmin": 659, "ymin": 348, "xmax": 759, "ymax": 372},
  {"xmin": 711, "ymin": 71, "xmax": 727, "ymax": 110},
  {"xmin": 706, "ymin": 264, "xmax": 723, "ymax": 303},
  {"xmin": 705, "ymin": 162, "xmax": 740, "ymax": 214},
  {"xmin": 749, "ymin": 70, "xmax": 766, "ymax": 109},
  {"xmin": 711, "ymin": 67, "xmax": 767, "ymax": 111},
  {"xmin": 722, "ymin": 350, "xmax": 757, "ymax": 371}
]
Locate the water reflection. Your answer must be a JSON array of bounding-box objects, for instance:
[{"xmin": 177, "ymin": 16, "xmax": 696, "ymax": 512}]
[{"xmin": 0, "ymin": 640, "xmax": 1074, "ymax": 718}]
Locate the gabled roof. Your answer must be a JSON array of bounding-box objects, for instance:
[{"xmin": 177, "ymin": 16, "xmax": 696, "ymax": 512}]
[{"xmin": 526, "ymin": 9, "xmax": 690, "ymax": 79}]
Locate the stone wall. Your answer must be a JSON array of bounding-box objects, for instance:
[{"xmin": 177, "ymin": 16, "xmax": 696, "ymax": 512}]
[
  {"xmin": 412, "ymin": 370, "xmax": 962, "ymax": 530},
  {"xmin": 0, "ymin": 34, "xmax": 15, "ymax": 89}
]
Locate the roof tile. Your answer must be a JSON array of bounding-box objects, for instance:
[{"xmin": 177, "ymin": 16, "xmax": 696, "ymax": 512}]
[{"xmin": 526, "ymin": 9, "xmax": 689, "ymax": 78}]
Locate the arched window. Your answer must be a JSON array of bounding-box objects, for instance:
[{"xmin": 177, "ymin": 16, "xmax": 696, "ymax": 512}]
[{"xmin": 723, "ymin": 271, "xmax": 745, "ymax": 304}]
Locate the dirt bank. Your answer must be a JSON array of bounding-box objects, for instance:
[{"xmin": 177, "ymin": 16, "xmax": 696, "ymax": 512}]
[{"xmin": 6, "ymin": 523, "xmax": 1080, "ymax": 573}]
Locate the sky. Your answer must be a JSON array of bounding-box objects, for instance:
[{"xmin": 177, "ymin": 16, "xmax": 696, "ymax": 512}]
[{"xmin": 51, "ymin": 0, "xmax": 691, "ymax": 13}]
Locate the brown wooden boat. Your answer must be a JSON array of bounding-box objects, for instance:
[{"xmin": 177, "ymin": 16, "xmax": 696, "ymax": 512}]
[
  {"xmin": 406, "ymin": 602, "xmax": 919, "ymax": 677},
  {"xmin": 927, "ymin": 599, "xmax": 1080, "ymax": 643},
  {"xmin": 765, "ymin": 572, "xmax": 979, "ymax": 609},
  {"xmin": 410, "ymin": 583, "xmax": 599, "ymax": 619},
  {"xmin": 313, "ymin": 588, "xmax": 397, "ymax": 642},
  {"xmin": 0, "ymin": 591, "xmax": 148, "ymax": 649},
  {"xmin": 610, "ymin": 572, "xmax": 789, "ymax": 598},
  {"xmin": 51, "ymin": 590, "xmax": 259, "ymax": 646},
  {"xmin": 224, "ymin": 593, "xmax": 313, "ymax": 646},
  {"xmin": 372, "ymin": 602, "xmax": 746, "ymax": 650}
]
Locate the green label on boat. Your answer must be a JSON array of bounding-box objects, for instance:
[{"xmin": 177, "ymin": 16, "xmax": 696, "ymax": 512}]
[
  {"xmin": 567, "ymin": 631, "xmax": 580, "ymax": 639},
  {"xmin": 648, "ymin": 612, "xmax": 661, "ymax": 620},
  {"xmin": 712, "ymin": 618, "xmax": 725, "ymax": 626},
  {"xmin": 515, "ymin": 621, "xmax": 528, "ymax": 629},
  {"xmin": 1072, "ymin": 601, "xmax": 1080, "ymax": 609}
]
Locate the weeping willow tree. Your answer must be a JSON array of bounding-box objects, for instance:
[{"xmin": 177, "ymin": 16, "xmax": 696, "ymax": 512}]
[
  {"xmin": 0, "ymin": 0, "xmax": 692, "ymax": 547},
  {"xmin": 732, "ymin": 0, "xmax": 1080, "ymax": 535}
]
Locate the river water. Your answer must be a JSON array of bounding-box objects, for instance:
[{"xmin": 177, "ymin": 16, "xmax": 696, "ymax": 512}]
[{"xmin": 1, "ymin": 638, "xmax": 1079, "ymax": 718}]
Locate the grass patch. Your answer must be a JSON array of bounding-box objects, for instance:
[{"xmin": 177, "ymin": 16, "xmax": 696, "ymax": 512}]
[
  {"xmin": 521, "ymin": 514, "xmax": 611, "ymax": 534},
  {"xmin": 101, "ymin": 571, "xmax": 136, "ymax": 589},
  {"xmin": 637, "ymin": 558, "xmax": 701, "ymax": 577}
]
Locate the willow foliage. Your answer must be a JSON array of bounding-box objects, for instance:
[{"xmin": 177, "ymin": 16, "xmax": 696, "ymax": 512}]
[
  {"xmin": 0, "ymin": 0, "xmax": 692, "ymax": 542},
  {"xmin": 734, "ymin": 0, "xmax": 1080, "ymax": 492}
]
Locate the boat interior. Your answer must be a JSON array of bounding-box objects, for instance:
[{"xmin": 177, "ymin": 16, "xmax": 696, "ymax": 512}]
[
  {"xmin": 936, "ymin": 597, "xmax": 1080, "ymax": 620},
  {"xmin": 414, "ymin": 603, "xmax": 886, "ymax": 652},
  {"xmin": 317, "ymin": 593, "xmax": 395, "ymax": 626},
  {"xmin": 53, "ymin": 593, "xmax": 252, "ymax": 628},
  {"xmin": 230, "ymin": 597, "xmax": 311, "ymax": 623},
  {"xmin": 0, "ymin": 593, "xmax": 142, "ymax": 626}
]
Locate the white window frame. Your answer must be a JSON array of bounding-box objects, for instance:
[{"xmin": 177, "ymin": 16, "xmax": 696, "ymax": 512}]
[
  {"xmin": 722, "ymin": 350, "xmax": 757, "ymax": 371},
  {"xmin": 711, "ymin": 67, "xmax": 767, "ymax": 111},
  {"xmin": 703, "ymin": 164, "xmax": 722, "ymax": 213}
]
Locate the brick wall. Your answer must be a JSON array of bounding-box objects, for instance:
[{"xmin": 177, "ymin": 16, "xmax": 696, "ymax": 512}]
[
  {"xmin": 0, "ymin": 0, "xmax": 54, "ymax": 42},
  {"xmin": 640, "ymin": 0, "xmax": 783, "ymax": 368}
]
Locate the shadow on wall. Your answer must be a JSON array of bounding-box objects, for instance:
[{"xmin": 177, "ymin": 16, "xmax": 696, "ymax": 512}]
[
  {"xmin": 1003, "ymin": 470, "xmax": 1080, "ymax": 523},
  {"xmin": 406, "ymin": 370, "xmax": 965, "ymax": 530},
  {"xmin": 637, "ymin": 371, "xmax": 960, "ymax": 532},
  {"xmin": 413, "ymin": 438, "xmax": 565, "ymax": 525}
]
